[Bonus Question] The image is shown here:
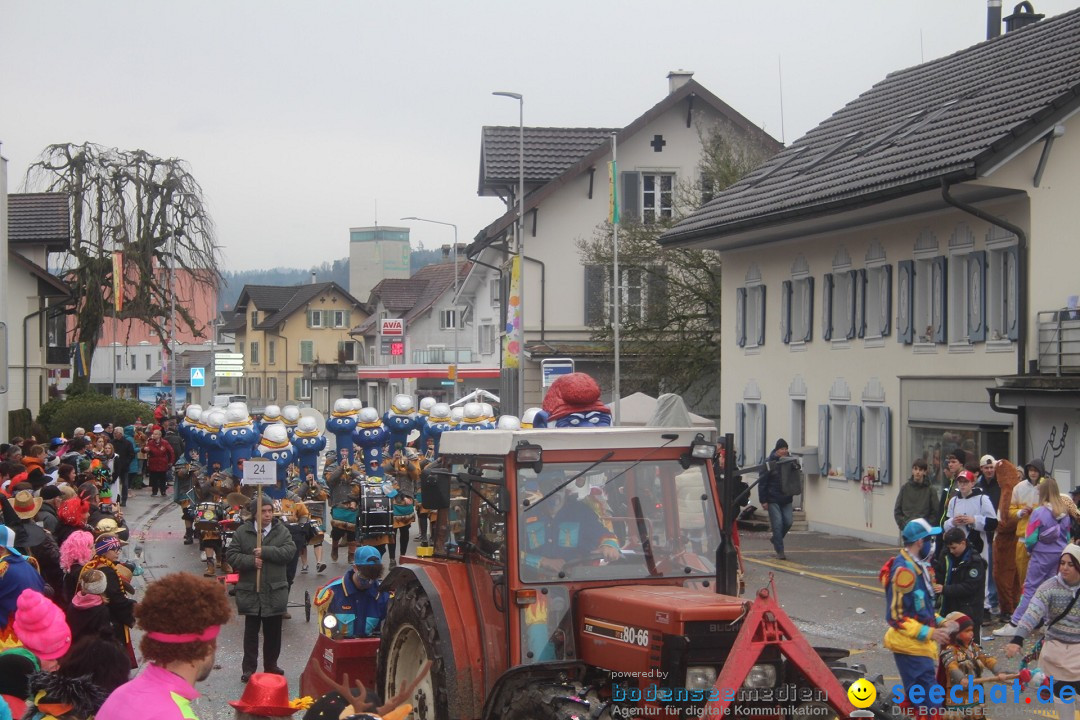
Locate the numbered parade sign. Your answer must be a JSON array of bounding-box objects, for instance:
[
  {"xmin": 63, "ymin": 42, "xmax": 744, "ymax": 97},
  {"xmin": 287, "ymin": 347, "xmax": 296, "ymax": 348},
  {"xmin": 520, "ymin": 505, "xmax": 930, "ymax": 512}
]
[{"xmin": 242, "ymin": 458, "xmax": 277, "ymax": 485}]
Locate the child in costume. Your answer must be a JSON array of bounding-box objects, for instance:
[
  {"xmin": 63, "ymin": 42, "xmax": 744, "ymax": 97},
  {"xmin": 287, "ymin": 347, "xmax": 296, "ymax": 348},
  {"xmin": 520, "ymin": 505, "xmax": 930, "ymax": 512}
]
[{"xmin": 938, "ymin": 612, "xmax": 1006, "ymax": 718}]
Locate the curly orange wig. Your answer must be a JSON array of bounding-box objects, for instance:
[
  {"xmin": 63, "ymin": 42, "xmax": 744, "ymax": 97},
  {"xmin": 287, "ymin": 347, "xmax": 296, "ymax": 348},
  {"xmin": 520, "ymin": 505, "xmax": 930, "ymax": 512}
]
[{"xmin": 136, "ymin": 573, "xmax": 232, "ymax": 665}]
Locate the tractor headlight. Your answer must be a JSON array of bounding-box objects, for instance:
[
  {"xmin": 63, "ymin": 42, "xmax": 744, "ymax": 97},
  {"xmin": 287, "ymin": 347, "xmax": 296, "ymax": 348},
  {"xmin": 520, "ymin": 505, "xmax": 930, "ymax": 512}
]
[
  {"xmin": 685, "ymin": 666, "xmax": 717, "ymax": 691},
  {"xmin": 742, "ymin": 664, "xmax": 778, "ymax": 689}
]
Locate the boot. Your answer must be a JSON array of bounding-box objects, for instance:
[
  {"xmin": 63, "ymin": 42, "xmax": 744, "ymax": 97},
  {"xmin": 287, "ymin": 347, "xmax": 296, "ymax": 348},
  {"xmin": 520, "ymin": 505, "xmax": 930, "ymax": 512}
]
[
  {"xmin": 184, "ymin": 527, "xmax": 195, "ymax": 545},
  {"xmin": 219, "ymin": 559, "xmax": 232, "ymax": 573},
  {"xmin": 389, "ymin": 557, "xmax": 397, "ymax": 570},
  {"xmin": 347, "ymin": 542, "xmax": 357, "ymax": 566},
  {"xmin": 203, "ymin": 559, "xmax": 216, "ymax": 577},
  {"xmin": 330, "ymin": 541, "xmax": 339, "ymax": 563}
]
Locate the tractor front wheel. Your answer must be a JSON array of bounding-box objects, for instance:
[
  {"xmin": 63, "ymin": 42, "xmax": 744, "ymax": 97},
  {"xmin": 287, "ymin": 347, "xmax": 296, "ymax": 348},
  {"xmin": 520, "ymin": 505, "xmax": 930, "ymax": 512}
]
[{"xmin": 378, "ymin": 582, "xmax": 448, "ymax": 720}]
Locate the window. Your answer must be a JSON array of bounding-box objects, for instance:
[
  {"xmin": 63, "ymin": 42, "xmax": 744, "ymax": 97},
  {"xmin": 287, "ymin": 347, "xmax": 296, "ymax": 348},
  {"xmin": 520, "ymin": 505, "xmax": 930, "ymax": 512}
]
[
  {"xmin": 914, "ymin": 257, "xmax": 946, "ymax": 343},
  {"xmin": 945, "ymin": 224, "xmax": 985, "ymax": 345},
  {"xmin": 130, "ymin": 354, "xmax": 136, "ymax": 369},
  {"xmin": 250, "ymin": 341, "xmax": 260, "ymax": 365},
  {"xmin": 862, "ymin": 405, "xmax": 892, "ymax": 484},
  {"xmin": 332, "ymin": 310, "xmax": 348, "ymax": 328},
  {"xmin": 790, "ymin": 398, "xmax": 806, "ymax": 449},
  {"xmin": 440, "ymin": 309, "xmax": 458, "ymax": 330},
  {"xmin": 735, "ymin": 285, "xmax": 766, "ymax": 349},
  {"xmin": 116, "ymin": 353, "xmax": 122, "ymax": 371},
  {"xmin": 782, "ymin": 258, "xmax": 814, "ymax": 345},
  {"xmin": 294, "ymin": 377, "xmax": 311, "ymax": 400},
  {"xmin": 734, "ymin": 402, "xmax": 766, "ymax": 467},
  {"xmin": 583, "ymin": 266, "xmax": 666, "ymax": 326},
  {"xmin": 641, "ymin": 173, "xmax": 674, "ymax": 224},
  {"xmin": 250, "ymin": 310, "xmax": 258, "ymax": 328},
  {"xmin": 818, "ymin": 404, "xmax": 862, "ymax": 479},
  {"xmin": 864, "ymin": 265, "xmax": 892, "ymax": 339},
  {"xmin": 308, "ymin": 310, "xmax": 323, "ymax": 328},
  {"xmin": 248, "ymin": 377, "xmax": 261, "ymax": 402},
  {"xmin": 338, "ymin": 341, "xmax": 358, "ymax": 363},
  {"xmin": 300, "ymin": 340, "xmax": 314, "ymax": 364},
  {"xmin": 823, "ymin": 256, "xmax": 856, "ymax": 342},
  {"xmin": 268, "ymin": 340, "xmax": 276, "ymax": 365},
  {"xmin": 986, "ymin": 228, "xmax": 1019, "ymax": 342},
  {"xmin": 479, "ymin": 324, "xmax": 497, "ymax": 355},
  {"xmin": 490, "ymin": 278, "xmax": 501, "ymax": 308},
  {"xmin": 368, "ymin": 346, "xmax": 376, "ymax": 365},
  {"xmin": 910, "ymin": 425, "xmax": 1010, "ymax": 493},
  {"xmin": 266, "ymin": 377, "xmax": 277, "ymax": 402},
  {"xmin": 145, "ymin": 354, "xmax": 152, "ymax": 370}
]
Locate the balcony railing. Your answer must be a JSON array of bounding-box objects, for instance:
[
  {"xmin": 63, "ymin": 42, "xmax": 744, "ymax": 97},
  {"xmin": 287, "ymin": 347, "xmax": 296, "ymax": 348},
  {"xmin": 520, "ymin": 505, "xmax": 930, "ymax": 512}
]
[
  {"xmin": 1037, "ymin": 309, "xmax": 1080, "ymax": 374},
  {"xmin": 411, "ymin": 349, "xmax": 474, "ymax": 364}
]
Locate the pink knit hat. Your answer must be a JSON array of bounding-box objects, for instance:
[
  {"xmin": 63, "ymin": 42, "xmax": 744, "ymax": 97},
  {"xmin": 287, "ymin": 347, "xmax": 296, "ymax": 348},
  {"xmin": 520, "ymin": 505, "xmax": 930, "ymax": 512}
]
[{"xmin": 12, "ymin": 589, "xmax": 72, "ymax": 660}]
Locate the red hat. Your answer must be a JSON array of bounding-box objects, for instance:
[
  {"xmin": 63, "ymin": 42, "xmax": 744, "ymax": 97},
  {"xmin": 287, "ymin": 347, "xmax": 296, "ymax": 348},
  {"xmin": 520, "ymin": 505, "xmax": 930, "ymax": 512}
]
[
  {"xmin": 958, "ymin": 470, "xmax": 977, "ymax": 482},
  {"xmin": 228, "ymin": 673, "xmax": 297, "ymax": 716}
]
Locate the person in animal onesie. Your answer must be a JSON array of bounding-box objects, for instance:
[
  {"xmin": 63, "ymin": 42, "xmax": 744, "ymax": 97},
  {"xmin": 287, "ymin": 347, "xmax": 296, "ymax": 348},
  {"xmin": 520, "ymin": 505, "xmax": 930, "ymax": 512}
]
[{"xmin": 991, "ymin": 459, "xmax": 1022, "ymax": 621}]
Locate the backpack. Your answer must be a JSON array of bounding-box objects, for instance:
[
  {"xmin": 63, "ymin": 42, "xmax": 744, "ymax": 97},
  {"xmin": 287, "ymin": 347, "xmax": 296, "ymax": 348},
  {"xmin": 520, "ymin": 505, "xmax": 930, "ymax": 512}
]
[{"xmin": 780, "ymin": 460, "xmax": 804, "ymax": 497}]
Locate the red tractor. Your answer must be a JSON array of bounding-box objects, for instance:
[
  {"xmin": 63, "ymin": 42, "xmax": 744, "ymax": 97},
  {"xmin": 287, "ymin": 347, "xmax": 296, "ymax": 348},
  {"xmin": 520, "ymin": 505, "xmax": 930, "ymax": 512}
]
[{"xmin": 346, "ymin": 426, "xmax": 889, "ymax": 720}]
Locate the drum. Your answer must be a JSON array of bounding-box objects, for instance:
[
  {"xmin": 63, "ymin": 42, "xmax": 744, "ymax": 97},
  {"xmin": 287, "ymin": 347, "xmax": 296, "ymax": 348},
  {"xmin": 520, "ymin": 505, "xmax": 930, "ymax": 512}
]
[
  {"xmin": 304, "ymin": 500, "xmax": 326, "ymax": 545},
  {"xmin": 359, "ymin": 484, "xmax": 393, "ymax": 538},
  {"xmin": 195, "ymin": 502, "xmax": 224, "ymax": 535}
]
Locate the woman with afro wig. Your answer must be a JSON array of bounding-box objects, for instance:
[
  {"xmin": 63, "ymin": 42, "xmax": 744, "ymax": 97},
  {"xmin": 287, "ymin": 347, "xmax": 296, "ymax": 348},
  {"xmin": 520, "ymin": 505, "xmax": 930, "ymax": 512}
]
[{"xmin": 97, "ymin": 572, "xmax": 232, "ymax": 720}]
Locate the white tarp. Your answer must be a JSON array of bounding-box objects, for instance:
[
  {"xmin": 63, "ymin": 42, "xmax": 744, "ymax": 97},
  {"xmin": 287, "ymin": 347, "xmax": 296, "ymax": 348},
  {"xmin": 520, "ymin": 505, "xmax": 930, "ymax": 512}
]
[
  {"xmin": 614, "ymin": 391, "xmax": 715, "ymax": 428},
  {"xmin": 450, "ymin": 388, "xmax": 500, "ymax": 407}
]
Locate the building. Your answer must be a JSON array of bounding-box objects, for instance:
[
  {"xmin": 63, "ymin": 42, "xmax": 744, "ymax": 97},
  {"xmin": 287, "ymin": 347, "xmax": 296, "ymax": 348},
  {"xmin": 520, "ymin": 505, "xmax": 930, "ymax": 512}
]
[
  {"xmin": 226, "ymin": 281, "xmax": 369, "ymax": 412},
  {"xmin": 6, "ymin": 193, "xmax": 72, "ymax": 424},
  {"xmin": 469, "ymin": 72, "xmax": 781, "ymax": 414},
  {"xmin": 660, "ymin": 7, "xmax": 1080, "ymax": 541},
  {"xmin": 349, "ymin": 226, "xmax": 411, "ymax": 302},
  {"xmin": 350, "ymin": 257, "xmax": 497, "ymax": 410}
]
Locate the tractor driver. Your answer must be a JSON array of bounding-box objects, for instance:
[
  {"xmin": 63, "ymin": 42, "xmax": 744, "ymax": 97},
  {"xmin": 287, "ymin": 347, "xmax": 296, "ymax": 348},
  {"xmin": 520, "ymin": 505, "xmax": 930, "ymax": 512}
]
[
  {"xmin": 520, "ymin": 475, "xmax": 621, "ymax": 576},
  {"xmin": 313, "ymin": 545, "xmax": 390, "ymax": 639}
]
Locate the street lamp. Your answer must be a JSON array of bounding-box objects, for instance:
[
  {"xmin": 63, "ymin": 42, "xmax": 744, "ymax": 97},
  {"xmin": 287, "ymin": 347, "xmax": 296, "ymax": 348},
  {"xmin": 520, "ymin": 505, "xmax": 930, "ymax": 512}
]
[
  {"xmin": 401, "ymin": 216, "xmax": 460, "ymax": 402},
  {"xmin": 492, "ymin": 91, "xmax": 524, "ymax": 414}
]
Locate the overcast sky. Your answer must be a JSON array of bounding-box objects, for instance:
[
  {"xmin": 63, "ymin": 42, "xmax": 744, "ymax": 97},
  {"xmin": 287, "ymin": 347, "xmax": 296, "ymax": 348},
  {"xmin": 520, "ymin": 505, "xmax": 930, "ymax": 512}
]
[{"xmin": 4, "ymin": 1, "xmax": 1077, "ymax": 270}]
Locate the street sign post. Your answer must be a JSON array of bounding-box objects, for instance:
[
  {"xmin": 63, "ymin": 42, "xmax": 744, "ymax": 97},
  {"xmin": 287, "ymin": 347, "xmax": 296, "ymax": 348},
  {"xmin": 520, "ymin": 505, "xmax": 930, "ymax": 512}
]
[
  {"xmin": 214, "ymin": 371, "xmax": 245, "ymax": 378},
  {"xmin": 541, "ymin": 358, "xmax": 575, "ymax": 388},
  {"xmin": 215, "ymin": 352, "xmax": 244, "ymax": 360},
  {"xmin": 214, "ymin": 359, "xmax": 244, "ymax": 367},
  {"xmin": 242, "ymin": 458, "xmax": 276, "ymax": 485},
  {"xmin": 190, "ymin": 367, "xmax": 206, "ymax": 387}
]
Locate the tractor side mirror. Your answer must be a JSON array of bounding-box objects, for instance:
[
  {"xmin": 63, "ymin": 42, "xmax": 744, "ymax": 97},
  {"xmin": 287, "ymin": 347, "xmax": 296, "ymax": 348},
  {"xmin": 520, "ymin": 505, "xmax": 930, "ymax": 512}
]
[
  {"xmin": 496, "ymin": 487, "xmax": 511, "ymax": 514},
  {"xmin": 420, "ymin": 466, "xmax": 452, "ymax": 510}
]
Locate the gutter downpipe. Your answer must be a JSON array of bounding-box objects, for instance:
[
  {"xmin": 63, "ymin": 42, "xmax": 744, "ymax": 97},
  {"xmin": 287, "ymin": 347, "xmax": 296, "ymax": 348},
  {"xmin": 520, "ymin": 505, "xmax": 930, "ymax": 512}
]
[
  {"xmin": 23, "ymin": 304, "xmax": 50, "ymax": 410},
  {"xmin": 941, "ymin": 178, "xmax": 1027, "ymax": 456}
]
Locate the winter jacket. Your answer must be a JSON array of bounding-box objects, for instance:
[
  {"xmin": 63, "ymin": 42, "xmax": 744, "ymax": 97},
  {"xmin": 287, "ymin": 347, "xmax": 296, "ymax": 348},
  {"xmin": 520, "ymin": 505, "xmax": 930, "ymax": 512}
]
[
  {"xmin": 1014, "ymin": 573, "xmax": 1080, "ymax": 647},
  {"xmin": 143, "ymin": 439, "xmax": 175, "ymax": 473},
  {"xmin": 0, "ymin": 551, "xmax": 45, "ymax": 627},
  {"xmin": 882, "ymin": 548, "xmax": 945, "ymax": 659},
  {"xmin": 110, "ymin": 437, "xmax": 136, "ymax": 478},
  {"xmin": 97, "ymin": 663, "xmax": 199, "ymax": 720},
  {"xmin": 894, "ymin": 477, "xmax": 939, "ymax": 531},
  {"xmin": 78, "ymin": 557, "xmax": 136, "ymax": 645},
  {"xmin": 35, "ymin": 502, "xmax": 59, "ymax": 536},
  {"xmin": 226, "ymin": 519, "xmax": 296, "ymax": 617},
  {"xmin": 65, "ymin": 592, "xmax": 115, "ymax": 641},
  {"xmin": 757, "ymin": 450, "xmax": 793, "ymax": 506},
  {"xmin": 934, "ymin": 547, "xmax": 987, "ymax": 625},
  {"xmin": 943, "ymin": 487, "xmax": 998, "ymax": 556}
]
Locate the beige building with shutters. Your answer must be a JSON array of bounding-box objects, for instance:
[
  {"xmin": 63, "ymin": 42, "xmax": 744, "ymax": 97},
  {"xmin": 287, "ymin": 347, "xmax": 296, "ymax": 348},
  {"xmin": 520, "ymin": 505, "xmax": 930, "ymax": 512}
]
[{"xmin": 226, "ymin": 282, "xmax": 368, "ymax": 410}]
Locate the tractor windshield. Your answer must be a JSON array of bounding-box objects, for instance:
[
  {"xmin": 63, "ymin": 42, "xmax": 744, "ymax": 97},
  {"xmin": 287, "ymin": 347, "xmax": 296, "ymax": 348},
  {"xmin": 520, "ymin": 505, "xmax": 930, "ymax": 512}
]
[{"xmin": 517, "ymin": 459, "xmax": 719, "ymax": 583}]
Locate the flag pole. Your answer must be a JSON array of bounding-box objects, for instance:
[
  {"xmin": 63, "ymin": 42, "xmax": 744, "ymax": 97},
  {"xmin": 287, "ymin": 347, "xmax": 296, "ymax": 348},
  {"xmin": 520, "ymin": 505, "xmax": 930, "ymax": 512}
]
[{"xmin": 610, "ymin": 133, "xmax": 621, "ymax": 426}]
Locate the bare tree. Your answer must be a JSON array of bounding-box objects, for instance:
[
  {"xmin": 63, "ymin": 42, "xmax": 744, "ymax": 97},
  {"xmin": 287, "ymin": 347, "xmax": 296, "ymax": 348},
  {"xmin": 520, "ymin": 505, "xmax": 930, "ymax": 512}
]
[
  {"xmin": 577, "ymin": 126, "xmax": 775, "ymax": 406},
  {"xmin": 28, "ymin": 143, "xmax": 219, "ymax": 390}
]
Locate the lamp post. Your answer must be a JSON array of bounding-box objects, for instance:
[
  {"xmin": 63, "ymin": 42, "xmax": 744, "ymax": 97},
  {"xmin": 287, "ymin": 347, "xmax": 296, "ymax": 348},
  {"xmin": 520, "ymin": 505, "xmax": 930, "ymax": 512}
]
[
  {"xmin": 492, "ymin": 91, "xmax": 524, "ymax": 414},
  {"xmin": 402, "ymin": 216, "xmax": 460, "ymax": 402}
]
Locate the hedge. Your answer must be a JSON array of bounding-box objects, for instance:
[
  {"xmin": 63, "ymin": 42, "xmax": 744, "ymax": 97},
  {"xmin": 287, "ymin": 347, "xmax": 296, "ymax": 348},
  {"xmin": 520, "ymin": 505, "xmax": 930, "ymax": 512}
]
[{"xmin": 36, "ymin": 393, "xmax": 155, "ymax": 438}]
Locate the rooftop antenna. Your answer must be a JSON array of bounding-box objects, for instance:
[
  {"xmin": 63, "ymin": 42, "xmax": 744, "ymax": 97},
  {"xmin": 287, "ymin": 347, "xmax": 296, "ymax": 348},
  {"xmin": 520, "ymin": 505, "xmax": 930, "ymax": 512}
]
[
  {"xmin": 920, "ymin": 29, "xmax": 925, "ymax": 63},
  {"xmin": 778, "ymin": 55, "xmax": 786, "ymax": 145}
]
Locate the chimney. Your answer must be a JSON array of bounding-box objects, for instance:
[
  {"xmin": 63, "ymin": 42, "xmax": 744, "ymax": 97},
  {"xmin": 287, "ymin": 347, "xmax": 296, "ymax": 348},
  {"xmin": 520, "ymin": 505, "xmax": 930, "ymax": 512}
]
[
  {"xmin": 441, "ymin": 244, "xmax": 451, "ymax": 260},
  {"xmin": 987, "ymin": 0, "xmax": 1002, "ymax": 38},
  {"xmin": 1003, "ymin": 1, "xmax": 1044, "ymax": 32},
  {"xmin": 667, "ymin": 70, "xmax": 694, "ymax": 94},
  {"xmin": 310, "ymin": 271, "xmax": 316, "ymax": 284}
]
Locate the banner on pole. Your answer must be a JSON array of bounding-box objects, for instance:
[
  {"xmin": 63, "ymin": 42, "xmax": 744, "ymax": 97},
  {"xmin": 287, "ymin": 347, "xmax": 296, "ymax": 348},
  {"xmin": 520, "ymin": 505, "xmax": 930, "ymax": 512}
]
[
  {"xmin": 112, "ymin": 251, "xmax": 124, "ymax": 312},
  {"xmin": 608, "ymin": 160, "xmax": 619, "ymax": 225},
  {"xmin": 503, "ymin": 255, "xmax": 521, "ymax": 369}
]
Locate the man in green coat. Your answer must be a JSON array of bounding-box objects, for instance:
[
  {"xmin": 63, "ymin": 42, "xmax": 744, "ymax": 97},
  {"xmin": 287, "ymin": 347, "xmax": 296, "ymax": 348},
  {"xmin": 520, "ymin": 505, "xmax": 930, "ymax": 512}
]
[
  {"xmin": 894, "ymin": 458, "xmax": 939, "ymax": 536},
  {"xmin": 226, "ymin": 494, "xmax": 296, "ymax": 683}
]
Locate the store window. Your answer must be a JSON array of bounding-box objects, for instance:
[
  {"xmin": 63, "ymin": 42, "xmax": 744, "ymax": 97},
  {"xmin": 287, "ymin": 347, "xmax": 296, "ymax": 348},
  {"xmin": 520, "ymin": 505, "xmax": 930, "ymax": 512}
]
[{"xmin": 909, "ymin": 425, "xmax": 1010, "ymax": 491}]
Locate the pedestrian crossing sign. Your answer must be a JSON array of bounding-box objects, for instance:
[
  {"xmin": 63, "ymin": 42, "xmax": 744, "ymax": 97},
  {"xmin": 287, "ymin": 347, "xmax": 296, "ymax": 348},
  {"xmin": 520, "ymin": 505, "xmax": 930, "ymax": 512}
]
[{"xmin": 190, "ymin": 367, "xmax": 206, "ymax": 387}]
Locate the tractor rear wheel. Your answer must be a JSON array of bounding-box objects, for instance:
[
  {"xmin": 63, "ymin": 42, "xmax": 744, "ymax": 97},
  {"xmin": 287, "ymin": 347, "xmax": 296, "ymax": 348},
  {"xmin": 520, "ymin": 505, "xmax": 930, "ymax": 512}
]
[
  {"xmin": 501, "ymin": 683, "xmax": 603, "ymax": 719},
  {"xmin": 378, "ymin": 582, "xmax": 448, "ymax": 720}
]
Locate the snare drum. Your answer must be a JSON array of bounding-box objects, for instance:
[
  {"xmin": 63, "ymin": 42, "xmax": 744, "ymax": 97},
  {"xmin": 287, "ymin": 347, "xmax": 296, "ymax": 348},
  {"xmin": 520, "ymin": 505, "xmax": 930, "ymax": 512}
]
[
  {"xmin": 359, "ymin": 484, "xmax": 393, "ymax": 538},
  {"xmin": 195, "ymin": 502, "xmax": 224, "ymax": 539}
]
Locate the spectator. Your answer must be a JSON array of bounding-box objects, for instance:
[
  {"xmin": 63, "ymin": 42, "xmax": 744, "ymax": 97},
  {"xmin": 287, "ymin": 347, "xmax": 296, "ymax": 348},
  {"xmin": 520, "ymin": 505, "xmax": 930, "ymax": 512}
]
[
  {"xmin": 942, "ymin": 470, "xmax": 997, "ymax": 562},
  {"xmin": 1004, "ymin": 544, "xmax": 1080, "ymax": 720},
  {"xmin": 227, "ymin": 495, "xmax": 296, "ymax": 683},
  {"xmin": 97, "ymin": 573, "xmax": 232, "ymax": 720},
  {"xmin": 7, "ymin": 490, "xmax": 64, "ymax": 602},
  {"xmin": 0, "ymin": 526, "xmax": 45, "ymax": 631},
  {"xmin": 12, "ymin": 587, "xmax": 71, "ymax": 668},
  {"xmin": 977, "ymin": 454, "xmax": 1002, "ymax": 620},
  {"xmin": 55, "ymin": 497, "xmax": 93, "ymax": 549},
  {"xmin": 60, "ymin": 530, "xmax": 96, "ymax": 608},
  {"xmin": 933, "ymin": 527, "xmax": 988, "ymax": 641},
  {"xmin": 144, "ymin": 429, "xmax": 176, "ymax": 498},
  {"xmin": 80, "ymin": 535, "xmax": 137, "ymax": 664},
  {"xmin": 936, "ymin": 452, "xmax": 965, "ymax": 530},
  {"xmin": 1072, "ymin": 488, "xmax": 1080, "ymax": 544},
  {"xmin": 1008, "ymin": 459, "xmax": 1046, "ymax": 587},
  {"xmin": 881, "ymin": 519, "xmax": 955, "ymax": 717},
  {"xmin": 894, "ymin": 458, "xmax": 938, "ymax": 536},
  {"xmin": 37, "ymin": 485, "xmax": 64, "ymax": 535},
  {"xmin": 111, "ymin": 427, "xmax": 136, "ymax": 508},
  {"xmin": 22, "ymin": 444, "xmax": 47, "ymax": 475},
  {"xmin": 758, "ymin": 438, "xmax": 794, "ymax": 561},
  {"xmin": 65, "ymin": 568, "xmax": 116, "ymax": 641}
]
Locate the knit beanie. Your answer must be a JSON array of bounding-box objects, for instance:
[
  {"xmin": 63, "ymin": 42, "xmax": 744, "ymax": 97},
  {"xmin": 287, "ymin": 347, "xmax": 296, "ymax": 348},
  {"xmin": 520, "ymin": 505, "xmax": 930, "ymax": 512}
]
[
  {"xmin": 12, "ymin": 589, "xmax": 72, "ymax": 660},
  {"xmin": 79, "ymin": 569, "xmax": 108, "ymax": 596}
]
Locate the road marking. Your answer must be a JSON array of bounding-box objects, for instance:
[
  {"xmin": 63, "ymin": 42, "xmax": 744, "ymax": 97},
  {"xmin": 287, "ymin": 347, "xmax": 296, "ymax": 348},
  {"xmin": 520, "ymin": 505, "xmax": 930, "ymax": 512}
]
[{"xmin": 746, "ymin": 556, "xmax": 884, "ymax": 594}]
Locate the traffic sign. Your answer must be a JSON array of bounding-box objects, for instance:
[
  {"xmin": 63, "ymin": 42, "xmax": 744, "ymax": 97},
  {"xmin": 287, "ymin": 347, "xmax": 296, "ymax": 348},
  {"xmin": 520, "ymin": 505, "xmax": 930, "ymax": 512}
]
[
  {"xmin": 215, "ymin": 371, "xmax": 245, "ymax": 378},
  {"xmin": 215, "ymin": 358, "xmax": 244, "ymax": 367},
  {"xmin": 440, "ymin": 380, "xmax": 455, "ymax": 386},
  {"xmin": 215, "ymin": 352, "xmax": 244, "ymax": 360},
  {"xmin": 242, "ymin": 458, "xmax": 276, "ymax": 485},
  {"xmin": 190, "ymin": 367, "xmax": 206, "ymax": 387},
  {"xmin": 542, "ymin": 358, "xmax": 575, "ymax": 388}
]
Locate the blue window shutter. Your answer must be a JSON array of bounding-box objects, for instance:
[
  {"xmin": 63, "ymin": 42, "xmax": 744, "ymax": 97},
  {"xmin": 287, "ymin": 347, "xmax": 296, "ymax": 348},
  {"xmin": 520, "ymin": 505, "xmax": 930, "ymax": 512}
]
[
  {"xmin": 897, "ymin": 260, "xmax": 914, "ymax": 344},
  {"xmin": 803, "ymin": 276, "xmax": 815, "ymax": 343},
  {"xmin": 756, "ymin": 286, "xmax": 766, "ymax": 347},
  {"xmin": 1005, "ymin": 245, "xmax": 1019, "ymax": 341},
  {"xmin": 856, "ymin": 269, "xmax": 867, "ymax": 339},
  {"xmin": 736, "ymin": 288, "xmax": 747, "ymax": 347},
  {"xmin": 735, "ymin": 403, "xmax": 746, "ymax": 466},
  {"xmin": 781, "ymin": 280, "xmax": 792, "ymax": 344},
  {"xmin": 968, "ymin": 251, "xmax": 987, "ymax": 342},
  {"xmin": 846, "ymin": 269, "xmax": 858, "ymax": 340},
  {"xmin": 932, "ymin": 255, "xmax": 947, "ymax": 344},
  {"xmin": 845, "ymin": 406, "xmax": 863, "ymax": 480},
  {"xmin": 822, "ymin": 273, "xmax": 834, "ymax": 341},
  {"xmin": 757, "ymin": 404, "xmax": 767, "ymax": 464},
  {"xmin": 881, "ymin": 264, "xmax": 893, "ymax": 337},
  {"xmin": 879, "ymin": 406, "xmax": 892, "ymax": 485},
  {"xmin": 817, "ymin": 404, "xmax": 830, "ymax": 476}
]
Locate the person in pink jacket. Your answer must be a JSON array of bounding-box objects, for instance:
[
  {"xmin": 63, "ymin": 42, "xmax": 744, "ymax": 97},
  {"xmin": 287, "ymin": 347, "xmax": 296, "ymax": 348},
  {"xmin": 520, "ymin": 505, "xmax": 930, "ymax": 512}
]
[{"xmin": 97, "ymin": 572, "xmax": 232, "ymax": 720}]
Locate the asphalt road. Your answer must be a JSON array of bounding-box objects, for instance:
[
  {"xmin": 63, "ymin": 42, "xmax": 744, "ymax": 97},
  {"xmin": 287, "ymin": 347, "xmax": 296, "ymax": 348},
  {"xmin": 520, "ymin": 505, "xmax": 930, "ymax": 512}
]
[{"xmin": 119, "ymin": 489, "xmax": 1063, "ymax": 720}]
